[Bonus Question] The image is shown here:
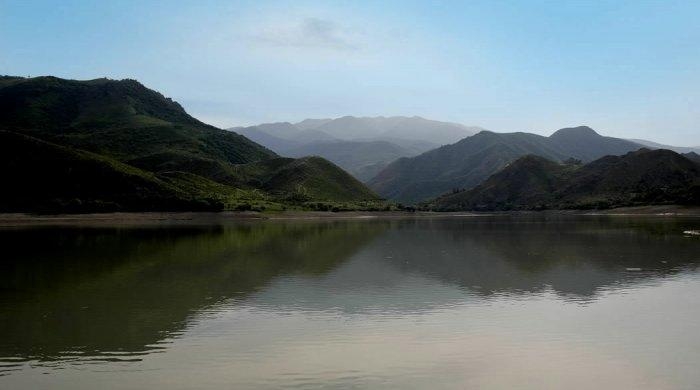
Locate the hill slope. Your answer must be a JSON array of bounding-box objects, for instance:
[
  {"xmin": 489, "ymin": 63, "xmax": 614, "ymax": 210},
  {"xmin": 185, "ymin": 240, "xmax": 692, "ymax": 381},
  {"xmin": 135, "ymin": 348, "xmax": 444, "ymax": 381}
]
[
  {"xmin": 283, "ymin": 140, "xmax": 421, "ymax": 182},
  {"xmin": 548, "ymin": 126, "xmax": 645, "ymax": 161},
  {"xmin": 0, "ymin": 76, "xmax": 379, "ymax": 212},
  {"xmin": 234, "ymin": 126, "xmax": 299, "ymax": 152},
  {"xmin": 684, "ymin": 152, "xmax": 700, "ymax": 164},
  {"xmin": 0, "ymin": 76, "xmax": 275, "ymax": 167},
  {"xmin": 429, "ymin": 149, "xmax": 700, "ymax": 211},
  {"xmin": 233, "ymin": 122, "xmax": 337, "ymax": 152},
  {"xmin": 257, "ymin": 157, "xmax": 378, "ymax": 201},
  {"xmin": 368, "ymin": 126, "xmax": 646, "ymax": 203},
  {"xmin": 0, "ymin": 131, "xmax": 227, "ymax": 212}
]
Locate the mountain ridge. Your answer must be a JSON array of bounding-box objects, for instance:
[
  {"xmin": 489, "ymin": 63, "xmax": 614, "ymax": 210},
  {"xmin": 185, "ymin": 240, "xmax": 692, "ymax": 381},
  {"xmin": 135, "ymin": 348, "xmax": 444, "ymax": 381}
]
[
  {"xmin": 292, "ymin": 115, "xmax": 481, "ymax": 144},
  {"xmin": 229, "ymin": 116, "xmax": 466, "ymax": 182},
  {"xmin": 629, "ymin": 138, "xmax": 700, "ymax": 154},
  {"xmin": 428, "ymin": 149, "xmax": 700, "ymax": 211},
  {"xmin": 368, "ymin": 126, "xmax": 647, "ymax": 203}
]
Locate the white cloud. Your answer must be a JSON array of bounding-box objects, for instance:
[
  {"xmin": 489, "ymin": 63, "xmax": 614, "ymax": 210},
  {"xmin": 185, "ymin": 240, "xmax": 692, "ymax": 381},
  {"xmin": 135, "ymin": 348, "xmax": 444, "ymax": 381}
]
[{"xmin": 251, "ymin": 17, "xmax": 359, "ymax": 51}]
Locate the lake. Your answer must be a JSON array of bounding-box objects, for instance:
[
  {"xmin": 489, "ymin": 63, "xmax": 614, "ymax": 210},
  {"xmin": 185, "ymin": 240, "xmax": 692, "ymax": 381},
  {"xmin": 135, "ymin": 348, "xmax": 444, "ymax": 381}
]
[{"xmin": 1, "ymin": 215, "xmax": 699, "ymax": 389}]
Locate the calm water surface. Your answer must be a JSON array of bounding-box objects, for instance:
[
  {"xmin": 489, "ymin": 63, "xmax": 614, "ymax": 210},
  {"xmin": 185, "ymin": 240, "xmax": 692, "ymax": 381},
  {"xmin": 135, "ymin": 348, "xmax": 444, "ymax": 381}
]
[{"xmin": 1, "ymin": 215, "xmax": 700, "ymax": 389}]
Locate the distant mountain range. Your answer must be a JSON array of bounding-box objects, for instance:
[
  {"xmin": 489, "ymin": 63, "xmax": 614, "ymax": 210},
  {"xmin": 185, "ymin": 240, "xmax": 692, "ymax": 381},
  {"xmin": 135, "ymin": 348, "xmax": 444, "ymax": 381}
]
[
  {"xmin": 283, "ymin": 140, "xmax": 420, "ymax": 182},
  {"xmin": 234, "ymin": 118, "xmax": 698, "ymax": 206},
  {"xmin": 230, "ymin": 116, "xmax": 480, "ymax": 182},
  {"xmin": 239, "ymin": 116, "xmax": 481, "ymax": 144},
  {"xmin": 428, "ymin": 149, "xmax": 700, "ymax": 211},
  {"xmin": 303, "ymin": 116, "xmax": 482, "ymax": 144},
  {"xmin": 629, "ymin": 139, "xmax": 700, "ymax": 154},
  {"xmin": 367, "ymin": 126, "xmax": 655, "ymax": 203},
  {"xmin": 0, "ymin": 76, "xmax": 378, "ymax": 213}
]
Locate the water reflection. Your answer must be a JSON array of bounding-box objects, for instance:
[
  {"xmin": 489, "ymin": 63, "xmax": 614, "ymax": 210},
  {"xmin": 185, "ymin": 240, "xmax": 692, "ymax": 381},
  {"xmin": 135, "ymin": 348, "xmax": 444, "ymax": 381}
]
[
  {"xmin": 239, "ymin": 216, "xmax": 700, "ymax": 316},
  {"xmin": 375, "ymin": 217, "xmax": 700, "ymax": 299},
  {"xmin": 0, "ymin": 221, "xmax": 387, "ymax": 367},
  {"xmin": 0, "ymin": 215, "xmax": 699, "ymax": 388}
]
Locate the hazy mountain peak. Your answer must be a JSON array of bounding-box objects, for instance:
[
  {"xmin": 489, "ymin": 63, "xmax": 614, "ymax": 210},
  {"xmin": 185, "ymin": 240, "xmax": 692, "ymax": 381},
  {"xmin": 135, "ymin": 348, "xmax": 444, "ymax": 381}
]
[
  {"xmin": 238, "ymin": 115, "xmax": 476, "ymax": 182},
  {"xmin": 550, "ymin": 126, "xmax": 599, "ymax": 138},
  {"xmin": 473, "ymin": 129, "xmax": 499, "ymax": 136},
  {"xmin": 290, "ymin": 116, "xmax": 482, "ymax": 144},
  {"xmin": 256, "ymin": 121, "xmax": 297, "ymax": 130},
  {"xmin": 242, "ymin": 122, "xmax": 302, "ymax": 139},
  {"xmin": 260, "ymin": 121, "xmax": 294, "ymax": 126},
  {"xmin": 629, "ymin": 139, "xmax": 700, "ymax": 154},
  {"xmin": 295, "ymin": 118, "xmax": 332, "ymax": 130}
]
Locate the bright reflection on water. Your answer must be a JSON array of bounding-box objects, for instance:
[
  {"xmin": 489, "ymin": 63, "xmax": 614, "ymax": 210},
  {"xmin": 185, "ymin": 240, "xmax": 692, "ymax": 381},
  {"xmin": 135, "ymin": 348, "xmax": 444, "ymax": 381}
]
[{"xmin": 1, "ymin": 215, "xmax": 700, "ymax": 389}]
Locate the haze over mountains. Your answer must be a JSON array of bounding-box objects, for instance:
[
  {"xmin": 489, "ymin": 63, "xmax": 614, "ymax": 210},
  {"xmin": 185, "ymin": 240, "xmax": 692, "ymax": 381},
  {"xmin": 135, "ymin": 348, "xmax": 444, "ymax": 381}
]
[
  {"xmin": 276, "ymin": 116, "xmax": 481, "ymax": 144},
  {"xmin": 231, "ymin": 116, "xmax": 480, "ymax": 181},
  {"xmin": 629, "ymin": 139, "xmax": 700, "ymax": 155},
  {"xmin": 0, "ymin": 76, "xmax": 378, "ymax": 212},
  {"xmin": 368, "ymin": 126, "xmax": 654, "ymax": 203},
  {"xmin": 234, "ymin": 114, "xmax": 699, "ymax": 206}
]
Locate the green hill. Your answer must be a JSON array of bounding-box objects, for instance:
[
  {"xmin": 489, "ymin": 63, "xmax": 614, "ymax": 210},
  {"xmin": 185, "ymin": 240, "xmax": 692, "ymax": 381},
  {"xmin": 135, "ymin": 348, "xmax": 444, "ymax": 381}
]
[
  {"xmin": 368, "ymin": 127, "xmax": 645, "ymax": 204},
  {"xmin": 259, "ymin": 156, "xmax": 378, "ymax": 200},
  {"xmin": 0, "ymin": 131, "xmax": 226, "ymax": 212},
  {"xmin": 0, "ymin": 76, "xmax": 380, "ymax": 212},
  {"xmin": 428, "ymin": 149, "xmax": 700, "ymax": 211},
  {"xmin": 0, "ymin": 76, "xmax": 275, "ymax": 171}
]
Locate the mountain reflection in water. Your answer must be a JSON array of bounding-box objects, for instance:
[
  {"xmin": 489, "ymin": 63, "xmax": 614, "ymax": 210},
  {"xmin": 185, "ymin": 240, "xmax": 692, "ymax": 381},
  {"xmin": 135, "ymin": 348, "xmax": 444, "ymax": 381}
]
[{"xmin": 1, "ymin": 215, "xmax": 699, "ymax": 389}]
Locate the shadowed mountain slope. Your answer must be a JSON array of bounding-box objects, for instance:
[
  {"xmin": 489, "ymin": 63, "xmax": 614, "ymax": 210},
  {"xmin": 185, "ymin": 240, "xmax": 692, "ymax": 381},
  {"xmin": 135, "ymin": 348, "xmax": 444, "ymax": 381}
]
[
  {"xmin": 369, "ymin": 126, "xmax": 646, "ymax": 203},
  {"xmin": 0, "ymin": 130, "xmax": 227, "ymax": 212},
  {"xmin": 429, "ymin": 149, "xmax": 700, "ymax": 211},
  {"xmin": 684, "ymin": 152, "xmax": 700, "ymax": 164},
  {"xmin": 0, "ymin": 76, "xmax": 379, "ymax": 212}
]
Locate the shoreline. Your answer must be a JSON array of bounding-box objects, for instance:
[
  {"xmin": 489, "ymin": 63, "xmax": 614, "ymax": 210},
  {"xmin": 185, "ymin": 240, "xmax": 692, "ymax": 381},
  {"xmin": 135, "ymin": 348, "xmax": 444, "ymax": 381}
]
[{"xmin": 0, "ymin": 205, "xmax": 699, "ymax": 227}]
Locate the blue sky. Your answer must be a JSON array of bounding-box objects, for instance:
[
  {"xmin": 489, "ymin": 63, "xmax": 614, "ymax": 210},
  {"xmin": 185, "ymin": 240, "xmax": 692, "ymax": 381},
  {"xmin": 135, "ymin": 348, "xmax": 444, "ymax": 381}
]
[{"xmin": 1, "ymin": 0, "xmax": 699, "ymax": 145}]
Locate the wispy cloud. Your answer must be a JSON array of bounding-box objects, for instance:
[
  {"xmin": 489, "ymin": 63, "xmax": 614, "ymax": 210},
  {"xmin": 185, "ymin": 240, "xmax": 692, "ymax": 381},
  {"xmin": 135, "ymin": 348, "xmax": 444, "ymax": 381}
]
[{"xmin": 252, "ymin": 17, "xmax": 359, "ymax": 51}]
